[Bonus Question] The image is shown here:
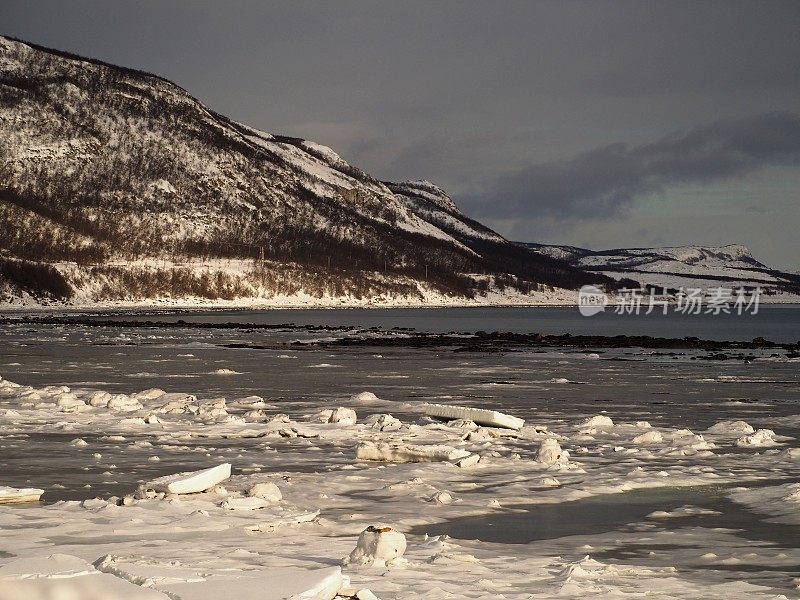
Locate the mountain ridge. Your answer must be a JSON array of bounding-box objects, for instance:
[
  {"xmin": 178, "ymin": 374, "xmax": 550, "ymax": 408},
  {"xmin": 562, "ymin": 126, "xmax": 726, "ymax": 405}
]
[
  {"xmin": 523, "ymin": 242, "xmax": 800, "ymax": 298},
  {"xmin": 0, "ymin": 34, "xmax": 603, "ymax": 306}
]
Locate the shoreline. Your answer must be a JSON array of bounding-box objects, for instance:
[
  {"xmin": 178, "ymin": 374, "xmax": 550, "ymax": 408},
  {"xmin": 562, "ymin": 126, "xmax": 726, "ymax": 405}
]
[
  {"xmin": 2, "ymin": 315, "xmax": 799, "ymax": 352},
  {"xmin": 3, "ymin": 298, "xmax": 800, "ymax": 312}
]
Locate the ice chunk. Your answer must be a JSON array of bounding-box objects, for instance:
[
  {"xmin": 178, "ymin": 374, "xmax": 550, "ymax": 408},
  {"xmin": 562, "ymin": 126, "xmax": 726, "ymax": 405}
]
[
  {"xmin": 343, "ymin": 525, "xmax": 407, "ymax": 567},
  {"xmin": 423, "ymin": 403, "xmax": 524, "ymax": 430},
  {"xmin": 364, "ymin": 413, "xmax": 402, "ymax": 431},
  {"xmin": 465, "ymin": 428, "xmax": 496, "ymax": 442},
  {"xmin": 536, "ymin": 439, "xmax": 569, "ymax": 466},
  {"xmin": 707, "ymin": 420, "xmax": 755, "ymax": 435},
  {"xmin": 632, "ymin": 430, "xmax": 663, "ymax": 444},
  {"xmin": 107, "ymin": 394, "xmax": 143, "ymax": 412},
  {"xmin": 456, "ymin": 454, "xmax": 481, "ymax": 468},
  {"xmin": 146, "ymin": 463, "xmax": 231, "ymax": 494},
  {"xmin": 350, "ymin": 391, "xmax": 381, "ymax": 404},
  {"xmin": 132, "ymin": 388, "xmax": 166, "ymax": 401},
  {"xmin": 0, "ymin": 486, "xmax": 44, "ymax": 504},
  {"xmin": 446, "ymin": 419, "xmax": 478, "ymax": 429},
  {"xmin": 429, "ymin": 491, "xmax": 453, "ymax": 504},
  {"xmin": 209, "ymin": 368, "xmax": 240, "ymax": 375},
  {"xmin": 197, "ymin": 398, "xmax": 228, "ymax": 418},
  {"xmin": 221, "ymin": 497, "xmax": 272, "ymax": 511},
  {"xmin": 247, "ymin": 482, "xmax": 282, "ymax": 503},
  {"xmin": 316, "ymin": 407, "xmax": 357, "ymax": 425},
  {"xmin": 55, "ymin": 393, "xmax": 86, "ymax": 412},
  {"xmin": 87, "ymin": 391, "xmax": 112, "ymax": 407},
  {"xmin": 579, "ymin": 415, "xmax": 614, "ymax": 428},
  {"xmin": 153, "ymin": 394, "xmax": 196, "ymax": 414},
  {"xmin": 737, "ymin": 429, "xmax": 779, "ymax": 447},
  {"xmin": 355, "ymin": 441, "xmax": 470, "ymax": 463}
]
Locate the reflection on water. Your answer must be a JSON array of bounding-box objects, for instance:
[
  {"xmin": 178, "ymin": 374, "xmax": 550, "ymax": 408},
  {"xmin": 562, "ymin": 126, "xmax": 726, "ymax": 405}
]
[{"xmin": 413, "ymin": 483, "xmax": 798, "ymax": 545}]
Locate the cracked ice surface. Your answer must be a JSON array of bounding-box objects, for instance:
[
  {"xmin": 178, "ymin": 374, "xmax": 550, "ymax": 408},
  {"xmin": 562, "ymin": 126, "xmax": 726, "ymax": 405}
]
[{"xmin": 0, "ymin": 322, "xmax": 799, "ymax": 598}]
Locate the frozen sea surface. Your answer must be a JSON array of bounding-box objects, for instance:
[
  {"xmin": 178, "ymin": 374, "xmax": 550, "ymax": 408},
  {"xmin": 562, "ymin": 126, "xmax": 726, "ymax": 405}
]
[
  {"xmin": 1, "ymin": 320, "xmax": 799, "ymax": 496},
  {"xmin": 1, "ymin": 313, "xmax": 799, "ymax": 598}
]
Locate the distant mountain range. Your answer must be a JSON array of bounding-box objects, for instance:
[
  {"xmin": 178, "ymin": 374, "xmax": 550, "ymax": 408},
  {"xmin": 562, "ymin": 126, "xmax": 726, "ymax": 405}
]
[
  {"xmin": 523, "ymin": 243, "xmax": 800, "ymax": 299},
  {"xmin": 0, "ymin": 36, "xmax": 796, "ymax": 307}
]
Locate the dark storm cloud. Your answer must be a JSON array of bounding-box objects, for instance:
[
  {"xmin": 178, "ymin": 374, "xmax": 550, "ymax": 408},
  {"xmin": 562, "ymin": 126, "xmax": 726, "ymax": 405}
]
[
  {"xmin": 463, "ymin": 112, "xmax": 800, "ymax": 221},
  {"xmin": 1, "ymin": 0, "xmax": 799, "ymax": 265}
]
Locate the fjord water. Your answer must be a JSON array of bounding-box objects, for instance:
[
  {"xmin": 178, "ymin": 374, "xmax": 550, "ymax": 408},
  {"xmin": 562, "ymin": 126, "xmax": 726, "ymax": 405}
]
[{"xmin": 86, "ymin": 305, "xmax": 800, "ymax": 342}]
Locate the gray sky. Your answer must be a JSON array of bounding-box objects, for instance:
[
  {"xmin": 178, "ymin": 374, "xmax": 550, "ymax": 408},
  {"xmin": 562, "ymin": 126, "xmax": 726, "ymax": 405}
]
[{"xmin": 3, "ymin": 1, "xmax": 799, "ymax": 268}]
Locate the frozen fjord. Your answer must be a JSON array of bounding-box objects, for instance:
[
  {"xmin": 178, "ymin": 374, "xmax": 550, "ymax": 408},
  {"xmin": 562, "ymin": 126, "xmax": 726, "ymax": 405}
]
[{"xmin": 0, "ymin": 319, "xmax": 800, "ymax": 598}]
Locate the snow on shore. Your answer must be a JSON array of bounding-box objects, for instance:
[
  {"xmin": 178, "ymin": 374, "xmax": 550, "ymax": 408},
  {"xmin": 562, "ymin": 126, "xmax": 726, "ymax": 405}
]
[
  {"xmin": 0, "ymin": 258, "xmax": 579, "ymax": 310},
  {"xmin": 0, "ymin": 375, "xmax": 798, "ymax": 599}
]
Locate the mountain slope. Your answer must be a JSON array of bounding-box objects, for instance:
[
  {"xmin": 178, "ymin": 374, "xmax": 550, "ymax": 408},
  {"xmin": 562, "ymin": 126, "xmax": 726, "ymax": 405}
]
[
  {"xmin": 523, "ymin": 243, "xmax": 800, "ymax": 299},
  {"xmin": 0, "ymin": 35, "xmax": 604, "ymax": 306}
]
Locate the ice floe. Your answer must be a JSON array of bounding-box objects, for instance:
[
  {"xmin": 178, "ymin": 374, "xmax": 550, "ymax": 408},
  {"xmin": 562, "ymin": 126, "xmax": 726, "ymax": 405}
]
[
  {"xmin": 146, "ymin": 463, "xmax": 232, "ymax": 494},
  {"xmin": 0, "ymin": 486, "xmax": 43, "ymax": 504},
  {"xmin": 422, "ymin": 403, "xmax": 524, "ymax": 430}
]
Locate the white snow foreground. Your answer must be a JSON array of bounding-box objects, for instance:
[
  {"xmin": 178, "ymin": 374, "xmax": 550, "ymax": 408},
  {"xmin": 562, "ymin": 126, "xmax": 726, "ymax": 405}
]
[
  {"xmin": 94, "ymin": 555, "xmax": 344, "ymax": 600},
  {"xmin": 1, "ymin": 374, "xmax": 799, "ymax": 599},
  {"xmin": 0, "ymin": 554, "xmax": 170, "ymax": 600},
  {"xmin": 0, "ymin": 553, "xmax": 344, "ymax": 600},
  {"xmin": 423, "ymin": 403, "xmax": 524, "ymax": 430},
  {"xmin": 146, "ymin": 463, "xmax": 231, "ymax": 494}
]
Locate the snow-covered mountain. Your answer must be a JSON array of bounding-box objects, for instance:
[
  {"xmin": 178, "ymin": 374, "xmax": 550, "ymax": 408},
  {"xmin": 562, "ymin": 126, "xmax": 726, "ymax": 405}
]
[
  {"xmin": 523, "ymin": 243, "xmax": 800, "ymax": 299},
  {"xmin": 0, "ymin": 36, "xmax": 601, "ymax": 306}
]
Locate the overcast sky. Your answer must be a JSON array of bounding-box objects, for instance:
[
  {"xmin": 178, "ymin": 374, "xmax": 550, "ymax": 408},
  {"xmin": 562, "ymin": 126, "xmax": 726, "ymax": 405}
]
[{"xmin": 3, "ymin": 1, "xmax": 799, "ymax": 268}]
